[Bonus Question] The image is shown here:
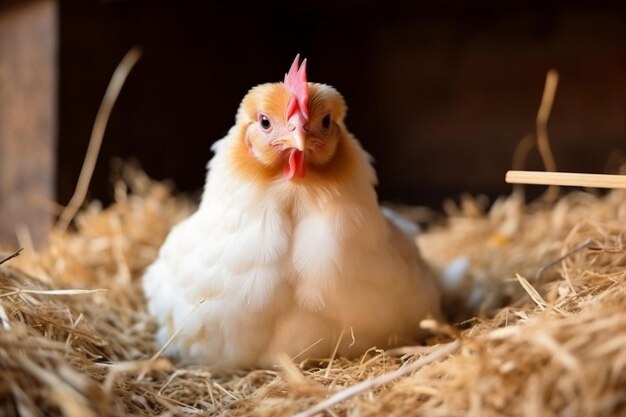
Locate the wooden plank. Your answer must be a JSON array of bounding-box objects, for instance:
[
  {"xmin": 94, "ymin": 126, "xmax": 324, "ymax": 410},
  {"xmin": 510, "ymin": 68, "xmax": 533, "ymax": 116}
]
[
  {"xmin": 506, "ymin": 171, "xmax": 626, "ymax": 189},
  {"xmin": 0, "ymin": 0, "xmax": 57, "ymax": 248}
]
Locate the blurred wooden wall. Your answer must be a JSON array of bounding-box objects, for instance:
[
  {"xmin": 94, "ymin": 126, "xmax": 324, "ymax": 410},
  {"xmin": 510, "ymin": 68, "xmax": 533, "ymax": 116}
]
[
  {"xmin": 0, "ymin": 0, "xmax": 56, "ymax": 247},
  {"xmin": 1, "ymin": 1, "xmax": 625, "ymax": 249},
  {"xmin": 57, "ymin": 1, "xmax": 626, "ymax": 209}
]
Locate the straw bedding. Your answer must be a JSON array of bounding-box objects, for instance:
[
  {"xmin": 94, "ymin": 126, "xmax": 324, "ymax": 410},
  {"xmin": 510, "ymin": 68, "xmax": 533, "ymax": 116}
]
[{"xmin": 1, "ymin": 166, "xmax": 625, "ymax": 417}]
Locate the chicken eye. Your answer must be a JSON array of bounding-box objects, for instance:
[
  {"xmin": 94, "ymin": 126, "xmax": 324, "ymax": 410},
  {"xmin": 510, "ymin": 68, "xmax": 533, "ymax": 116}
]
[
  {"xmin": 322, "ymin": 113, "xmax": 331, "ymax": 130},
  {"xmin": 259, "ymin": 115, "xmax": 272, "ymax": 131}
]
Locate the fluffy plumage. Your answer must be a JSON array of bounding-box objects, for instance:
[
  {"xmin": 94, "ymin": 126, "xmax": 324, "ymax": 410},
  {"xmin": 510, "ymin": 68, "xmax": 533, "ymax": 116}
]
[{"xmin": 143, "ymin": 57, "xmax": 441, "ymax": 369}]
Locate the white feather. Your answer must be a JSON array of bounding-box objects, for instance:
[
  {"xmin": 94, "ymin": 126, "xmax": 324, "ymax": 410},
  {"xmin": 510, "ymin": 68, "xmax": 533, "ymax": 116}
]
[{"xmin": 143, "ymin": 131, "xmax": 441, "ymax": 368}]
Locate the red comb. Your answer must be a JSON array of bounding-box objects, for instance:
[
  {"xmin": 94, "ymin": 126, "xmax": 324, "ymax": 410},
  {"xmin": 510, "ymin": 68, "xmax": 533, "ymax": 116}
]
[{"xmin": 284, "ymin": 54, "xmax": 309, "ymax": 121}]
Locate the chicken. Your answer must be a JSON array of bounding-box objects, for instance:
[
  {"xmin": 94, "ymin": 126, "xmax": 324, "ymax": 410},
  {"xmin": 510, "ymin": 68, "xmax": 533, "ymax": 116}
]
[{"xmin": 142, "ymin": 55, "xmax": 441, "ymax": 369}]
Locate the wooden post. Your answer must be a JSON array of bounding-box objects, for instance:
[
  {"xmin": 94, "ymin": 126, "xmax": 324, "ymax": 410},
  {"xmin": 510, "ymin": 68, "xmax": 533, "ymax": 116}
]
[{"xmin": 0, "ymin": 0, "xmax": 57, "ymax": 248}]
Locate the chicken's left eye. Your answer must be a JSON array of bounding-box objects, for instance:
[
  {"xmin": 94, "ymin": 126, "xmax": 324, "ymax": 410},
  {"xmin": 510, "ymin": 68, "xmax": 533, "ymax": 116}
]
[
  {"xmin": 259, "ymin": 115, "xmax": 272, "ymax": 131},
  {"xmin": 322, "ymin": 113, "xmax": 331, "ymax": 130}
]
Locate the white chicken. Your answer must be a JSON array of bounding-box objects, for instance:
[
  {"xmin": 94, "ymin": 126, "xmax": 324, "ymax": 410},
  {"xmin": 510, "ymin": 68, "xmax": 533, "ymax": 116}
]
[{"xmin": 143, "ymin": 56, "xmax": 441, "ymax": 368}]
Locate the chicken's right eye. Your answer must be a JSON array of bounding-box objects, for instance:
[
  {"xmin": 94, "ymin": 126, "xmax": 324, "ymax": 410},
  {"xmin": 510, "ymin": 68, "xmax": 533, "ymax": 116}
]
[{"xmin": 259, "ymin": 115, "xmax": 272, "ymax": 131}]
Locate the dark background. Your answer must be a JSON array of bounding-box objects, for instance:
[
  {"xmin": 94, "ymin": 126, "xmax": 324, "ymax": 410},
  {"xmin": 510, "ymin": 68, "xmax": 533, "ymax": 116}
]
[{"xmin": 58, "ymin": 1, "xmax": 626, "ymax": 207}]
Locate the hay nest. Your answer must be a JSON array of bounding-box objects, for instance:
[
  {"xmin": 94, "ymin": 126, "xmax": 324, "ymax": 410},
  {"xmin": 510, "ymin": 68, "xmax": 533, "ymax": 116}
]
[{"xmin": 1, "ymin": 166, "xmax": 625, "ymax": 417}]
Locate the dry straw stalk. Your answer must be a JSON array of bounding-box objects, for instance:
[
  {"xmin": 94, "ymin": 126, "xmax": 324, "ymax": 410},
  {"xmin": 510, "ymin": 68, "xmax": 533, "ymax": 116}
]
[{"xmin": 1, "ymin": 166, "xmax": 626, "ymax": 416}]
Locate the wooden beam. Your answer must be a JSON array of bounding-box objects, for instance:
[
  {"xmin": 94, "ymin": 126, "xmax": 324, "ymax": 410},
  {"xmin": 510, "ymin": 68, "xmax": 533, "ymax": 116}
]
[
  {"xmin": 506, "ymin": 170, "xmax": 626, "ymax": 189},
  {"xmin": 0, "ymin": 0, "xmax": 57, "ymax": 248}
]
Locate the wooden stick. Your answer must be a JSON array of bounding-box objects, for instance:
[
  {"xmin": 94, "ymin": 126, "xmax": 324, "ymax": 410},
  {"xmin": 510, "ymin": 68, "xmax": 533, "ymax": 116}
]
[{"xmin": 506, "ymin": 171, "xmax": 626, "ymax": 189}]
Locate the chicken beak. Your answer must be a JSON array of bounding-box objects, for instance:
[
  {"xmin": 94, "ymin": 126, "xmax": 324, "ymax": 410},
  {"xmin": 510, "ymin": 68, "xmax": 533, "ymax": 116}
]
[
  {"xmin": 291, "ymin": 127, "xmax": 306, "ymax": 151},
  {"xmin": 282, "ymin": 114, "xmax": 307, "ymax": 180},
  {"xmin": 287, "ymin": 114, "xmax": 307, "ymax": 151}
]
